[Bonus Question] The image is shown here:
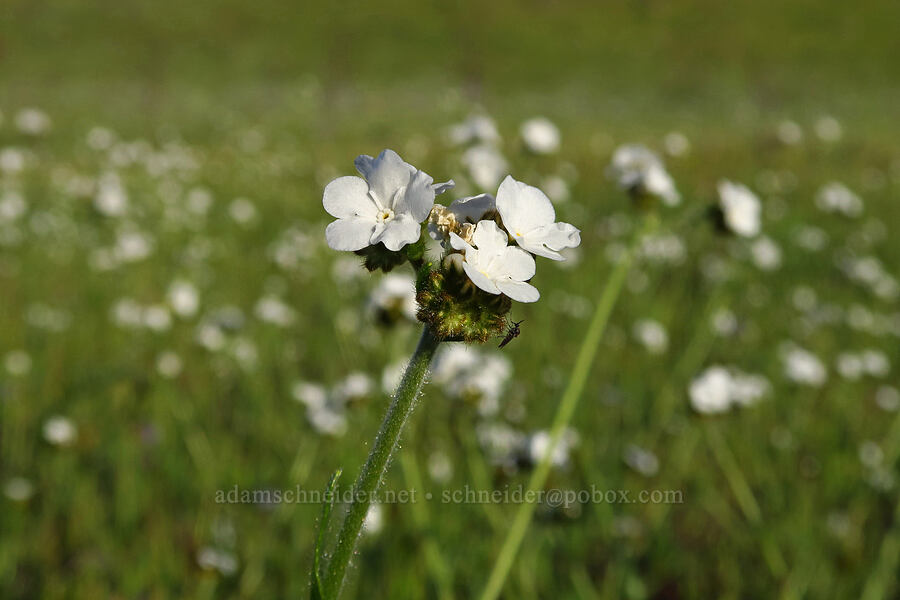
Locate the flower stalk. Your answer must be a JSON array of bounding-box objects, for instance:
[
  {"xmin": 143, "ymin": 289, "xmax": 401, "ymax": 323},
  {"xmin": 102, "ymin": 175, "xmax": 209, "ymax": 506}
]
[
  {"xmin": 318, "ymin": 325, "xmax": 441, "ymax": 599},
  {"xmin": 478, "ymin": 213, "xmax": 658, "ymax": 600}
]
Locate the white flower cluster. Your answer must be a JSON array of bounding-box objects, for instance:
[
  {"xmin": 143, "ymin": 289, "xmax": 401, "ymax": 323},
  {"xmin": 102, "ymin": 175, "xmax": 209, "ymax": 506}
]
[
  {"xmin": 323, "ymin": 149, "xmax": 455, "ymax": 252},
  {"xmin": 689, "ymin": 365, "xmax": 771, "ymax": 414},
  {"xmin": 717, "ymin": 180, "xmax": 762, "ymax": 238},
  {"xmin": 606, "ymin": 144, "xmax": 680, "ymax": 206},
  {"xmin": 324, "ymin": 149, "xmax": 581, "ymax": 304},
  {"xmin": 292, "ymin": 373, "xmax": 375, "ymax": 437},
  {"xmin": 432, "ymin": 345, "xmax": 512, "ymax": 417}
]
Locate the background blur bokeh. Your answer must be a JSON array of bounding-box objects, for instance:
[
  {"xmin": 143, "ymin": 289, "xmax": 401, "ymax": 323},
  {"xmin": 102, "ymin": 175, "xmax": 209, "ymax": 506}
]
[{"xmin": 2, "ymin": 1, "xmax": 900, "ymax": 598}]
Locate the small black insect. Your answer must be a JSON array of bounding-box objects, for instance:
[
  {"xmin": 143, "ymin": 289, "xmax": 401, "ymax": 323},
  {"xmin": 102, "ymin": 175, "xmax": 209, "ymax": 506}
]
[{"xmin": 498, "ymin": 319, "xmax": 524, "ymax": 349}]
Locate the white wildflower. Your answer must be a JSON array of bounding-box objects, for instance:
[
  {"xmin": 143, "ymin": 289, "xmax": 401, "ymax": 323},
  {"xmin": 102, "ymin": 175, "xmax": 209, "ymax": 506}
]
[
  {"xmin": 717, "ymin": 180, "xmax": 761, "ymax": 237},
  {"xmin": 42, "ymin": 416, "xmax": 77, "ymax": 446},
  {"xmin": 520, "ymin": 117, "xmax": 560, "ymax": 154},
  {"xmin": 450, "ymin": 220, "xmax": 539, "ymax": 302},
  {"xmin": 323, "ymin": 149, "xmax": 453, "ymax": 252},
  {"xmin": 495, "ymin": 176, "xmax": 581, "ymax": 261}
]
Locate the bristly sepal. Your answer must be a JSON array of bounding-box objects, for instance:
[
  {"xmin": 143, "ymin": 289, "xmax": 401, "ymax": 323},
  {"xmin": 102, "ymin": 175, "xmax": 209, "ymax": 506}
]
[
  {"xmin": 355, "ymin": 243, "xmax": 409, "ymax": 273},
  {"xmin": 415, "ymin": 261, "xmax": 511, "ymax": 343}
]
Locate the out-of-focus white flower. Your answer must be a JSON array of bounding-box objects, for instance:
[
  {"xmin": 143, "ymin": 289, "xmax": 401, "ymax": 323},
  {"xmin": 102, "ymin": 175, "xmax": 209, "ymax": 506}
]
[
  {"xmin": 86, "ymin": 126, "xmax": 116, "ymax": 150},
  {"xmin": 526, "ymin": 428, "xmax": 578, "ymax": 468},
  {"xmin": 4, "ymin": 350, "xmax": 32, "ymax": 376},
  {"xmin": 229, "ymin": 197, "xmax": 257, "ymax": 225},
  {"xmin": 42, "ymin": 416, "xmax": 77, "ymax": 446},
  {"xmin": 446, "ymin": 114, "xmax": 500, "ymax": 146},
  {"xmin": 623, "ymin": 444, "xmax": 660, "ymax": 476},
  {"xmin": 254, "ymin": 295, "xmax": 296, "ymax": 327},
  {"xmin": 3, "ymin": 477, "xmax": 34, "ymax": 502},
  {"xmin": 196, "ymin": 322, "xmax": 227, "ymax": 351},
  {"xmin": 168, "ymin": 280, "xmax": 200, "ymax": 318},
  {"xmin": 187, "ymin": 187, "xmax": 214, "ymax": 215},
  {"xmin": 0, "ymin": 191, "xmax": 27, "ymax": 222},
  {"xmin": 859, "ymin": 441, "xmax": 884, "ymax": 469},
  {"xmin": 638, "ymin": 233, "xmax": 686, "ymax": 265},
  {"xmin": 362, "ymin": 503, "xmax": 384, "ymax": 535},
  {"xmin": 876, "ymin": 386, "xmax": 900, "ymax": 412},
  {"xmin": 689, "ymin": 366, "xmax": 770, "ymax": 414},
  {"xmin": 15, "ymin": 108, "xmax": 51, "ymax": 135},
  {"xmin": 814, "ymin": 116, "xmax": 843, "ymax": 143},
  {"xmin": 428, "ymin": 451, "xmax": 453, "ymax": 483},
  {"xmin": 0, "ymin": 148, "xmax": 28, "ymax": 173},
  {"xmin": 751, "ymin": 236, "xmax": 782, "ymax": 271},
  {"xmin": 836, "ymin": 352, "xmax": 863, "ymax": 380},
  {"xmin": 689, "ymin": 366, "xmax": 733, "ymax": 414},
  {"xmin": 292, "ymin": 381, "xmax": 348, "ymax": 437},
  {"xmin": 368, "ymin": 273, "xmax": 417, "ymax": 322},
  {"xmin": 450, "ymin": 220, "xmax": 539, "ymax": 303},
  {"xmin": 461, "ymin": 144, "xmax": 508, "ymax": 189},
  {"xmin": 717, "ymin": 180, "xmax": 761, "ymax": 237},
  {"xmin": 663, "ymin": 131, "xmax": 691, "ymax": 157},
  {"xmin": 541, "ymin": 175, "xmax": 570, "ymax": 203},
  {"xmin": 381, "ymin": 359, "xmax": 406, "ymax": 395},
  {"xmin": 861, "ymin": 350, "xmax": 890, "ymax": 378},
  {"xmin": 781, "ymin": 344, "xmax": 827, "ymax": 387},
  {"xmin": 197, "ymin": 547, "xmax": 238, "ymax": 576},
  {"xmin": 841, "ymin": 255, "xmax": 898, "ymax": 301},
  {"xmin": 114, "ymin": 230, "xmax": 154, "ymax": 262},
  {"xmin": 607, "ymin": 144, "xmax": 680, "ymax": 206},
  {"xmin": 111, "ymin": 298, "xmax": 143, "ymax": 328},
  {"xmin": 156, "ymin": 351, "xmax": 183, "ymax": 378},
  {"xmin": 711, "ymin": 308, "xmax": 738, "ymax": 336},
  {"xmin": 776, "ymin": 120, "xmax": 803, "ymax": 145},
  {"xmin": 520, "ymin": 117, "xmax": 560, "ymax": 154},
  {"xmin": 633, "ymin": 319, "xmax": 668, "ymax": 354},
  {"xmin": 432, "ymin": 346, "xmax": 512, "ymax": 416},
  {"xmin": 94, "ymin": 172, "xmax": 129, "ymax": 217},
  {"xmin": 333, "ymin": 372, "xmax": 374, "ymax": 403},
  {"xmin": 323, "ymin": 149, "xmax": 453, "ymax": 252},
  {"xmin": 476, "ymin": 422, "xmax": 525, "ymax": 468},
  {"xmin": 142, "ymin": 305, "xmax": 172, "ymax": 331},
  {"xmin": 495, "ymin": 176, "xmax": 581, "ymax": 261},
  {"xmin": 729, "ymin": 373, "xmax": 770, "ymax": 406},
  {"xmin": 813, "ymin": 116, "xmax": 844, "ymax": 143},
  {"xmin": 816, "ymin": 182, "xmax": 863, "ymax": 217},
  {"xmin": 793, "ymin": 225, "xmax": 829, "ymax": 251}
]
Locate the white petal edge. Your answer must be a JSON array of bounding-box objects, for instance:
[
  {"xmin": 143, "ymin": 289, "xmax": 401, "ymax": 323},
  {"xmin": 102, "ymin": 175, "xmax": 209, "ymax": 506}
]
[
  {"xmin": 462, "ymin": 262, "xmax": 501, "ymax": 295},
  {"xmin": 323, "ymin": 176, "xmax": 376, "ymax": 219},
  {"xmin": 497, "ymin": 280, "xmax": 540, "ymax": 303},
  {"xmin": 496, "ymin": 175, "xmax": 556, "ymax": 237},
  {"xmin": 370, "ymin": 215, "xmax": 422, "ymax": 251},
  {"xmin": 325, "ymin": 218, "xmax": 376, "ymax": 251}
]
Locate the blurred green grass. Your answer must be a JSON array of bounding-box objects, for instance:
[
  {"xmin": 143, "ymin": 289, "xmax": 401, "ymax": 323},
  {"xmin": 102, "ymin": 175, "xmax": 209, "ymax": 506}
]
[{"xmin": 2, "ymin": 1, "xmax": 900, "ymax": 599}]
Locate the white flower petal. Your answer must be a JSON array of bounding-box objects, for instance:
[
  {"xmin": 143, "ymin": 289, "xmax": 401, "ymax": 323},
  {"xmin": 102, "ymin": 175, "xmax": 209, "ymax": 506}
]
[
  {"xmin": 496, "ymin": 176, "xmax": 556, "ymax": 236},
  {"xmin": 449, "ymin": 193, "xmax": 496, "ymax": 224},
  {"xmin": 326, "ymin": 218, "xmax": 376, "ymax": 251},
  {"xmin": 500, "ymin": 247, "xmax": 536, "ymax": 281},
  {"xmin": 356, "ymin": 149, "xmax": 415, "ymax": 206},
  {"xmin": 394, "ymin": 170, "xmax": 436, "ymax": 222},
  {"xmin": 496, "ymin": 280, "xmax": 540, "ymax": 303},
  {"xmin": 520, "ymin": 222, "xmax": 582, "ymax": 260},
  {"xmin": 462, "ymin": 262, "xmax": 501, "ymax": 295},
  {"xmin": 323, "ymin": 176, "xmax": 376, "ymax": 219},
  {"xmin": 370, "ymin": 215, "xmax": 421, "ymax": 251},
  {"xmin": 471, "ymin": 220, "xmax": 508, "ymax": 254},
  {"xmin": 433, "ymin": 180, "xmax": 456, "ymax": 195},
  {"xmin": 449, "ymin": 232, "xmax": 472, "ymax": 252}
]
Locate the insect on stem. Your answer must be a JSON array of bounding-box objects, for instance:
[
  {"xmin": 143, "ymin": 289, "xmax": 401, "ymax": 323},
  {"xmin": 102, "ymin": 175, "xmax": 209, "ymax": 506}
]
[{"xmin": 498, "ymin": 319, "xmax": 524, "ymax": 349}]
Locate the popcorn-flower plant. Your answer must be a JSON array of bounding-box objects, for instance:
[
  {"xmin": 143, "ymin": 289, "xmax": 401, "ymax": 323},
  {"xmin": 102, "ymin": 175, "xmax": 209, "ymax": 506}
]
[{"xmin": 311, "ymin": 149, "xmax": 580, "ymax": 598}]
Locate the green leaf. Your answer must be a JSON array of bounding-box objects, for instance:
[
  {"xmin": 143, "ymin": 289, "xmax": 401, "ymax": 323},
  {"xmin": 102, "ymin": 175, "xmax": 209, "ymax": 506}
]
[{"xmin": 310, "ymin": 469, "xmax": 342, "ymax": 600}]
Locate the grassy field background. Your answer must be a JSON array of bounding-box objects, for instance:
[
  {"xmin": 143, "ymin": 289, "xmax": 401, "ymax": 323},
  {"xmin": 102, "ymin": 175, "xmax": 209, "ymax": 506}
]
[{"xmin": 2, "ymin": 1, "xmax": 900, "ymax": 598}]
